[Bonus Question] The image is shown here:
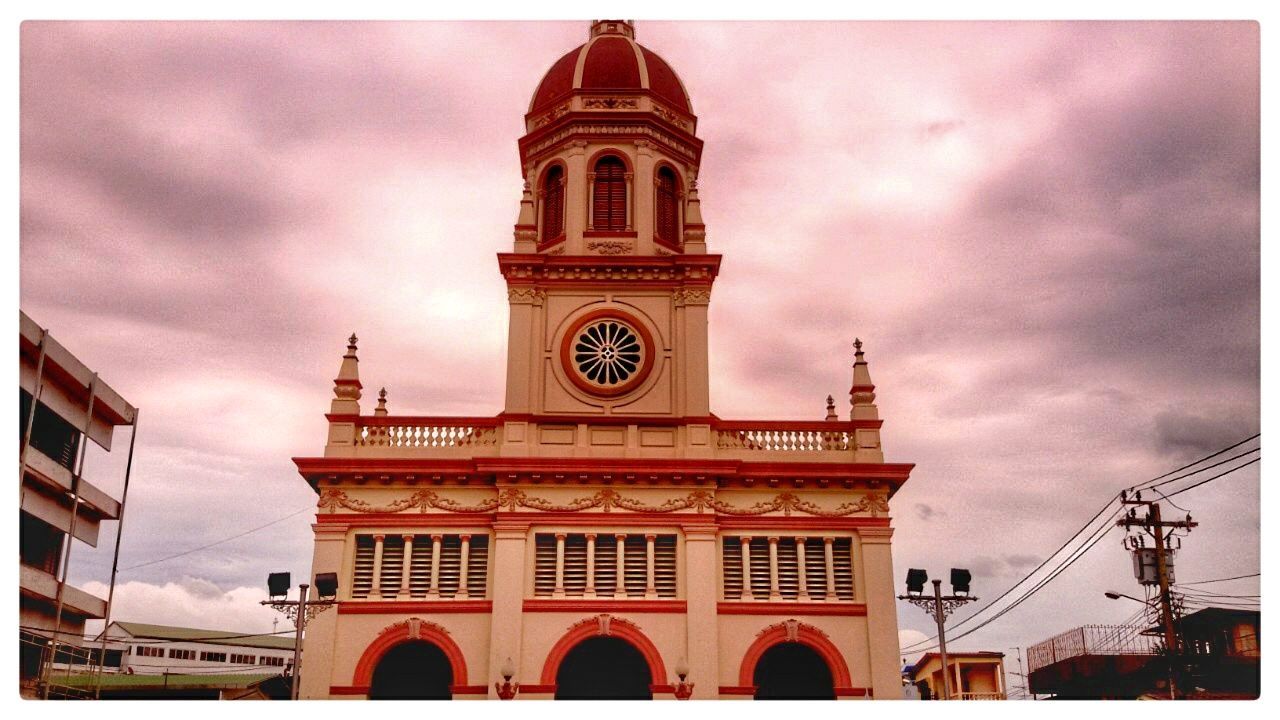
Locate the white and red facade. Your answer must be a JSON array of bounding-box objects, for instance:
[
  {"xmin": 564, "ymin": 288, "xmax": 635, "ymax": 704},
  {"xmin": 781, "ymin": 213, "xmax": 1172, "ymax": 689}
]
[{"xmin": 294, "ymin": 20, "xmax": 913, "ymax": 700}]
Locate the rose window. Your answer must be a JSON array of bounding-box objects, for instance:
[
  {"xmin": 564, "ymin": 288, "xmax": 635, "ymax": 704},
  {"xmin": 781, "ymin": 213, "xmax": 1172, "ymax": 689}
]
[{"xmin": 573, "ymin": 319, "xmax": 644, "ymax": 387}]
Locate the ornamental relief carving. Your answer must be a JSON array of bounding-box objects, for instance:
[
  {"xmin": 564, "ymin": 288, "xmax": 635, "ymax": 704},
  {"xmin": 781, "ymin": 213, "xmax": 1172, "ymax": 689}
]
[
  {"xmin": 318, "ymin": 486, "xmax": 890, "ymax": 518},
  {"xmin": 586, "ymin": 239, "xmax": 633, "ymax": 255},
  {"xmin": 527, "ymin": 125, "xmax": 695, "ymax": 161},
  {"xmin": 583, "ymin": 96, "xmax": 639, "ymax": 110},
  {"xmin": 532, "ymin": 103, "xmax": 571, "ymax": 127},
  {"xmin": 651, "ymin": 104, "xmax": 690, "ymax": 129},
  {"xmin": 672, "ymin": 288, "xmax": 711, "ymax": 306},
  {"xmin": 508, "ymin": 287, "xmax": 547, "ymax": 305},
  {"xmin": 757, "ymin": 618, "xmax": 828, "ymax": 642}
]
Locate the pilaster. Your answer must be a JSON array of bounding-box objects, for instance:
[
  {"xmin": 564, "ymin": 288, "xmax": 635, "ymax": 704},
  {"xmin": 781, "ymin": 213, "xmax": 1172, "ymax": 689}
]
[
  {"xmin": 683, "ymin": 525, "xmax": 719, "ymax": 698},
  {"xmin": 858, "ymin": 526, "xmax": 901, "ymax": 699},
  {"xmin": 487, "ymin": 522, "xmax": 529, "ymax": 698}
]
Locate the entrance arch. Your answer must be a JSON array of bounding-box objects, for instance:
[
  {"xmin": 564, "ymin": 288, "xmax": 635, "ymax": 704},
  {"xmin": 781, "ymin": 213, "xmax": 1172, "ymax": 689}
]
[
  {"xmin": 541, "ymin": 614, "xmax": 666, "ymax": 698},
  {"xmin": 554, "ymin": 636, "xmax": 653, "ymax": 699},
  {"xmin": 352, "ymin": 618, "xmax": 469, "ymax": 699},
  {"xmin": 752, "ymin": 642, "xmax": 835, "ymax": 700},
  {"xmin": 369, "ymin": 640, "xmax": 453, "ymax": 699},
  {"xmin": 738, "ymin": 620, "xmax": 852, "ymax": 699}
]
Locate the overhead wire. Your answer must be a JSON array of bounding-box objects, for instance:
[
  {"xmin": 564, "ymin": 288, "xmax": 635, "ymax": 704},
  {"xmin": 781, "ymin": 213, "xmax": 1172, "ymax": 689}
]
[{"xmin": 119, "ymin": 505, "xmax": 315, "ymax": 571}]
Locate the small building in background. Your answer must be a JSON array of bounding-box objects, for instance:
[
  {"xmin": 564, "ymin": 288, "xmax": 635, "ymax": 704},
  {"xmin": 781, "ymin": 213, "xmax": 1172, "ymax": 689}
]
[
  {"xmin": 94, "ymin": 621, "xmax": 297, "ymax": 676},
  {"xmin": 907, "ymin": 651, "xmax": 1006, "ymax": 700},
  {"xmin": 1026, "ymin": 608, "xmax": 1259, "ymax": 699},
  {"xmin": 19, "ymin": 310, "xmax": 138, "ymax": 698}
]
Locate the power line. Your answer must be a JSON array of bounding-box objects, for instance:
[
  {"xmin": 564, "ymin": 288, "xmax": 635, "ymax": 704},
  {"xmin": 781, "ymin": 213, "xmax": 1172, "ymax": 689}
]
[
  {"xmin": 120, "ymin": 505, "xmax": 314, "ymax": 572},
  {"xmin": 1179, "ymin": 572, "xmax": 1260, "ymax": 585},
  {"xmin": 1126, "ymin": 434, "xmax": 1260, "ymax": 493},
  {"xmin": 1159, "ymin": 456, "xmax": 1259, "ymax": 500}
]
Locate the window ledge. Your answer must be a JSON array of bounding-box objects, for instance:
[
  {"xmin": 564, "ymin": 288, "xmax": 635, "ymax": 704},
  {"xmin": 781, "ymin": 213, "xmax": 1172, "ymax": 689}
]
[
  {"xmin": 584, "ymin": 230, "xmax": 638, "ymax": 238},
  {"xmin": 717, "ymin": 600, "xmax": 867, "ymax": 615},
  {"xmin": 524, "ymin": 598, "xmax": 686, "ymax": 613},
  {"xmin": 337, "ymin": 599, "xmax": 492, "ymax": 614}
]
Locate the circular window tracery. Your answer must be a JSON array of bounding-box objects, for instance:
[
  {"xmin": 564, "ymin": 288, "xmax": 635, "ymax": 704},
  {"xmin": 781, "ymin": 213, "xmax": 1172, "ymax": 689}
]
[{"xmin": 560, "ymin": 311, "xmax": 655, "ymax": 397}]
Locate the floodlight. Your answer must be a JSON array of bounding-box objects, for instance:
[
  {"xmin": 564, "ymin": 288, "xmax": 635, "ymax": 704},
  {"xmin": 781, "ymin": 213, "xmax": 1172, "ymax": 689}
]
[
  {"xmin": 314, "ymin": 572, "xmax": 339, "ymax": 599},
  {"xmin": 905, "ymin": 568, "xmax": 928, "ymax": 595},
  {"xmin": 267, "ymin": 572, "xmax": 291, "ymax": 599}
]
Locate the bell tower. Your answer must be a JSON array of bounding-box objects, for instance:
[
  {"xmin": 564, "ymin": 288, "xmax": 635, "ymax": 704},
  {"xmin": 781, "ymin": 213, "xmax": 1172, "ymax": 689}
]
[{"xmin": 501, "ymin": 20, "xmax": 718, "ymax": 441}]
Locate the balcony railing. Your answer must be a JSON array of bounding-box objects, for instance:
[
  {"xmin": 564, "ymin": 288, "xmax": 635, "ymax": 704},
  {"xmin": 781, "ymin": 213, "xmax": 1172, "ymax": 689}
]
[
  {"xmin": 955, "ymin": 691, "xmax": 1006, "ymax": 700},
  {"xmin": 1027, "ymin": 624, "xmax": 1158, "ymax": 674},
  {"xmin": 355, "ymin": 417, "xmax": 500, "ymax": 448},
  {"xmin": 713, "ymin": 421, "xmax": 856, "ymax": 452}
]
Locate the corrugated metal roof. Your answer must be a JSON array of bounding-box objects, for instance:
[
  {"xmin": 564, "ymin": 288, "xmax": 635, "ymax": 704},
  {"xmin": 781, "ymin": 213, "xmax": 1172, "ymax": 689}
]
[
  {"xmin": 109, "ymin": 621, "xmax": 295, "ymax": 650},
  {"xmin": 63, "ymin": 672, "xmax": 279, "ymax": 689}
]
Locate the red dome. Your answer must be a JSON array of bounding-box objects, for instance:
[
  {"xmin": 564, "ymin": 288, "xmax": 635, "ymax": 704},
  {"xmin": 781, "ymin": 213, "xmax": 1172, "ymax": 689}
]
[{"xmin": 529, "ymin": 20, "xmax": 692, "ymax": 116}]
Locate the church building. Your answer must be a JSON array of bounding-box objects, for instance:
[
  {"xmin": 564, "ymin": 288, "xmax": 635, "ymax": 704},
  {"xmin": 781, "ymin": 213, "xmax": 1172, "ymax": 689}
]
[{"xmin": 293, "ymin": 20, "xmax": 913, "ymax": 700}]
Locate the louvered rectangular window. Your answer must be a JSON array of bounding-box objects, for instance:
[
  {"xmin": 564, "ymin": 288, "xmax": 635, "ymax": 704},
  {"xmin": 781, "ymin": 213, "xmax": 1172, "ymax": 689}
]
[
  {"xmin": 350, "ymin": 533, "xmax": 489, "ymax": 600},
  {"xmin": 533, "ymin": 532, "xmax": 677, "ymax": 598},
  {"xmin": 592, "ymin": 157, "xmax": 627, "ymax": 231},
  {"xmin": 655, "ymin": 167, "xmax": 678, "ymax": 242},
  {"xmin": 722, "ymin": 536, "xmax": 855, "ymax": 601},
  {"xmin": 542, "ymin": 166, "xmax": 565, "ymax": 241}
]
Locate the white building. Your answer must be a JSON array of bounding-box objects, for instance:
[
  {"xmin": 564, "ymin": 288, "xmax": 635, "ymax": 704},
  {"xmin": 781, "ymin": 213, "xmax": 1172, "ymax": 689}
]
[{"xmin": 96, "ymin": 622, "xmax": 296, "ymax": 676}]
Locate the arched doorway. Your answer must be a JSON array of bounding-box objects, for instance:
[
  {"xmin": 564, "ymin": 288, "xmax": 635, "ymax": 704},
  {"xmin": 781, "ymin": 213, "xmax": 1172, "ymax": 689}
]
[
  {"xmin": 753, "ymin": 642, "xmax": 836, "ymax": 700},
  {"xmin": 554, "ymin": 636, "xmax": 653, "ymax": 700},
  {"xmin": 368, "ymin": 640, "xmax": 453, "ymax": 700}
]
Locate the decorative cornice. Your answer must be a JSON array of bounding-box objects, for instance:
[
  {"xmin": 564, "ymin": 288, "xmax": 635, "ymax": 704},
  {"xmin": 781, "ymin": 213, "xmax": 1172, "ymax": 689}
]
[
  {"xmin": 499, "ymin": 253, "xmax": 721, "ymax": 287},
  {"xmin": 672, "ymin": 288, "xmax": 711, "ymax": 306},
  {"xmin": 317, "ymin": 486, "xmax": 889, "ymax": 518},
  {"xmin": 507, "ymin": 287, "xmax": 547, "ymax": 305},
  {"xmin": 317, "ymin": 488, "xmax": 498, "ymax": 514}
]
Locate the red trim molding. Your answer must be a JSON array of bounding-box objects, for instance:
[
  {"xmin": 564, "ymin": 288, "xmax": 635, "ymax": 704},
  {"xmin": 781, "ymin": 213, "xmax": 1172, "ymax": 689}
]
[
  {"xmin": 450, "ymin": 684, "xmax": 489, "ymax": 695},
  {"xmin": 540, "ymin": 615, "xmax": 667, "ymax": 685},
  {"xmin": 352, "ymin": 618, "xmax": 469, "ymax": 687},
  {"xmin": 338, "ymin": 600, "xmax": 493, "ymax": 614},
  {"xmin": 329, "ymin": 685, "xmax": 370, "ymax": 695},
  {"xmin": 524, "ymin": 599, "xmax": 687, "ymax": 613},
  {"xmin": 836, "ymin": 687, "xmax": 872, "ymax": 697},
  {"xmin": 518, "ymin": 684, "xmax": 557, "ymax": 694},
  {"xmin": 316, "ymin": 513, "xmax": 496, "ymax": 527},
  {"xmin": 717, "ymin": 517, "xmax": 891, "ymax": 531},
  {"xmin": 738, "ymin": 622, "xmax": 852, "ymax": 688},
  {"xmin": 717, "ymin": 601, "xmax": 867, "ymax": 616},
  {"xmin": 718, "ymin": 685, "xmax": 757, "ymax": 695}
]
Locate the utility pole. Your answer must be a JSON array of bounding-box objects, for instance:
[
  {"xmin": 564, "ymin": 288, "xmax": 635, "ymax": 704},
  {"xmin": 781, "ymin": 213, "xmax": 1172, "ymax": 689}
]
[
  {"xmin": 1118, "ymin": 492, "xmax": 1196, "ymax": 699},
  {"xmin": 898, "ymin": 569, "xmax": 977, "ymax": 700},
  {"xmin": 1012, "ymin": 646, "xmax": 1030, "ymax": 700}
]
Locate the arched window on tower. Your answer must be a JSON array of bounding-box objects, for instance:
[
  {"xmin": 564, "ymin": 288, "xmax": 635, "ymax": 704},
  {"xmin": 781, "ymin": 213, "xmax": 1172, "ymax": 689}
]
[
  {"xmin": 655, "ymin": 166, "xmax": 679, "ymax": 244},
  {"xmin": 592, "ymin": 156, "xmax": 627, "ymax": 231},
  {"xmin": 542, "ymin": 165, "xmax": 565, "ymax": 242}
]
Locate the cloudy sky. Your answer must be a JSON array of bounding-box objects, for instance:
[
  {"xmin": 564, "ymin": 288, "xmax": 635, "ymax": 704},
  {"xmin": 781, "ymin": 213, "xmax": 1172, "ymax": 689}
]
[{"xmin": 19, "ymin": 20, "xmax": 1259, "ymax": 668}]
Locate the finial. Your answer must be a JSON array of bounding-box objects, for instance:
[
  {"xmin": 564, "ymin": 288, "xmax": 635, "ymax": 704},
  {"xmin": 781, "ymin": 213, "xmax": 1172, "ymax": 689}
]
[
  {"xmin": 849, "ymin": 336, "xmax": 878, "ymax": 422},
  {"xmin": 374, "ymin": 387, "xmax": 388, "ymax": 416},
  {"xmin": 825, "ymin": 395, "xmax": 837, "ymax": 421},
  {"xmin": 331, "ymin": 331, "xmax": 363, "ymax": 414},
  {"xmin": 853, "ymin": 337, "xmax": 863, "ymax": 354}
]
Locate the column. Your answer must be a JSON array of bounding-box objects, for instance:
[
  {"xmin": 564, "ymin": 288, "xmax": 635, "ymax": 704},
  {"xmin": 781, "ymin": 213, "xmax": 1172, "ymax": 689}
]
[
  {"xmin": 616, "ymin": 533, "xmax": 628, "ymax": 597},
  {"xmin": 585, "ymin": 533, "xmax": 597, "ymax": 598},
  {"xmin": 859, "ymin": 527, "xmax": 901, "ymax": 700},
  {"xmin": 487, "ymin": 523, "xmax": 528, "ymax": 699},
  {"xmin": 457, "ymin": 535, "xmax": 471, "ymax": 599},
  {"xmin": 645, "ymin": 534, "xmax": 657, "ymax": 599},
  {"xmin": 634, "ymin": 140, "xmax": 655, "ymax": 251},
  {"xmin": 299, "ymin": 525, "xmax": 345, "ymax": 698},
  {"xmin": 370, "ymin": 534, "xmax": 385, "ymax": 596},
  {"xmin": 624, "ymin": 172, "xmax": 634, "ymax": 230},
  {"xmin": 586, "ymin": 172, "xmax": 597, "ymax": 230},
  {"xmin": 399, "ymin": 535, "xmax": 414, "ymax": 597},
  {"xmin": 684, "ymin": 526, "xmax": 720, "ymax": 699},
  {"xmin": 954, "ymin": 660, "xmax": 963, "ymax": 699},
  {"xmin": 823, "ymin": 537, "xmax": 836, "ymax": 603},
  {"xmin": 739, "ymin": 536, "xmax": 754, "ymax": 601},
  {"xmin": 767, "ymin": 537, "xmax": 781, "ymax": 601},
  {"xmin": 553, "ymin": 533, "xmax": 567, "ymax": 598},
  {"xmin": 565, "ymin": 141, "xmax": 588, "ymax": 253},
  {"xmin": 427, "ymin": 534, "xmax": 443, "ymax": 599},
  {"xmin": 796, "ymin": 537, "xmax": 809, "ymax": 601}
]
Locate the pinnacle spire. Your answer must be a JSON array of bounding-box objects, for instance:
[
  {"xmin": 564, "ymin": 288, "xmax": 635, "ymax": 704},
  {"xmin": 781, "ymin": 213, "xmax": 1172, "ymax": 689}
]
[
  {"xmin": 825, "ymin": 394, "xmax": 838, "ymax": 421},
  {"xmin": 374, "ymin": 387, "xmax": 388, "ymax": 416},
  {"xmin": 850, "ymin": 337, "xmax": 878, "ymax": 421},
  {"xmin": 331, "ymin": 331, "xmax": 363, "ymax": 415}
]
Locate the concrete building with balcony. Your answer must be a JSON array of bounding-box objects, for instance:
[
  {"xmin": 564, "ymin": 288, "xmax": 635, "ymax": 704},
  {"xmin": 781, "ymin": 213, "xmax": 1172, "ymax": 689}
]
[
  {"xmin": 907, "ymin": 651, "xmax": 1007, "ymax": 700},
  {"xmin": 293, "ymin": 20, "xmax": 914, "ymax": 700},
  {"xmin": 19, "ymin": 310, "xmax": 138, "ymax": 696}
]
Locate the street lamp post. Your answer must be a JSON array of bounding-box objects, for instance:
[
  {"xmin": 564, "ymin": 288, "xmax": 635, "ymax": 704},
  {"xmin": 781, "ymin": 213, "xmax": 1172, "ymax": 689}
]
[
  {"xmin": 260, "ymin": 572, "xmax": 338, "ymax": 700},
  {"xmin": 898, "ymin": 568, "xmax": 978, "ymax": 700}
]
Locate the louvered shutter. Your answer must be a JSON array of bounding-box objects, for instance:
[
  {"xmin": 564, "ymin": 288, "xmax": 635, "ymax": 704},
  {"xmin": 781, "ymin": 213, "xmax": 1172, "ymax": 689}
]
[
  {"xmin": 656, "ymin": 167, "xmax": 678, "ymax": 242},
  {"xmin": 379, "ymin": 537, "xmax": 404, "ymax": 598},
  {"xmin": 466, "ymin": 536, "xmax": 489, "ymax": 598},
  {"xmin": 534, "ymin": 534, "xmax": 557, "ymax": 597},
  {"xmin": 833, "ymin": 537, "xmax": 855, "ymax": 600},
  {"xmin": 543, "ymin": 166, "xmax": 564, "ymax": 241},
  {"xmin": 563, "ymin": 535, "xmax": 588, "ymax": 595},
  {"xmin": 776, "ymin": 538, "xmax": 800, "ymax": 600},
  {"xmin": 722, "ymin": 537, "xmax": 745, "ymax": 600},
  {"xmin": 409, "ymin": 536, "xmax": 432, "ymax": 597},
  {"xmin": 595, "ymin": 536, "xmax": 619, "ymax": 597},
  {"xmin": 653, "ymin": 535, "xmax": 678, "ymax": 598},
  {"xmin": 593, "ymin": 157, "xmax": 627, "ymax": 231},
  {"xmin": 804, "ymin": 538, "xmax": 829, "ymax": 600},
  {"xmin": 623, "ymin": 534, "xmax": 648, "ymax": 597},
  {"xmin": 438, "ymin": 535, "xmax": 463, "ymax": 598},
  {"xmin": 747, "ymin": 537, "xmax": 771, "ymax": 598},
  {"xmin": 352, "ymin": 536, "xmax": 375, "ymax": 599}
]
